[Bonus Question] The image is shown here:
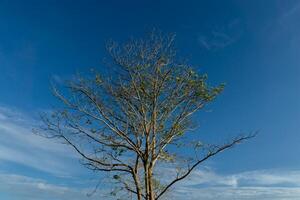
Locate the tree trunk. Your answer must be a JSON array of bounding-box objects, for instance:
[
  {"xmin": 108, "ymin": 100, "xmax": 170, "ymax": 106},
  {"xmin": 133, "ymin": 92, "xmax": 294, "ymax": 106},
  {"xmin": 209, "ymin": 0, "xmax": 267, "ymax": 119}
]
[
  {"xmin": 148, "ymin": 167, "xmax": 155, "ymax": 200},
  {"xmin": 144, "ymin": 162, "xmax": 150, "ymax": 200},
  {"xmin": 143, "ymin": 160, "xmax": 155, "ymax": 200},
  {"xmin": 133, "ymin": 173, "xmax": 142, "ymax": 200}
]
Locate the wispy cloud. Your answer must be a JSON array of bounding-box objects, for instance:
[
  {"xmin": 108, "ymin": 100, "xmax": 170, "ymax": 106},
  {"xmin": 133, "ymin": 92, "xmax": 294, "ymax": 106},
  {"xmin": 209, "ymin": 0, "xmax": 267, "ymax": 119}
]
[
  {"xmin": 52, "ymin": 74, "xmax": 64, "ymax": 84},
  {"xmin": 15, "ymin": 42, "xmax": 38, "ymax": 64},
  {"xmin": 198, "ymin": 31, "xmax": 236, "ymax": 50},
  {"xmin": 278, "ymin": 0, "xmax": 300, "ymax": 20},
  {"xmin": 2, "ymin": 167, "xmax": 300, "ymax": 200},
  {"xmin": 198, "ymin": 19, "xmax": 243, "ymax": 51},
  {"xmin": 0, "ymin": 105, "xmax": 79, "ymax": 176},
  {"xmin": 175, "ymin": 168, "xmax": 300, "ymax": 187},
  {"xmin": 0, "ymin": 172, "xmax": 110, "ymax": 200},
  {"xmin": 164, "ymin": 168, "xmax": 300, "ymax": 199},
  {"xmin": 262, "ymin": 0, "xmax": 300, "ymax": 42},
  {"xmin": 172, "ymin": 186, "xmax": 300, "ymax": 200},
  {"xmin": 1, "ymin": 105, "xmax": 300, "ymax": 199}
]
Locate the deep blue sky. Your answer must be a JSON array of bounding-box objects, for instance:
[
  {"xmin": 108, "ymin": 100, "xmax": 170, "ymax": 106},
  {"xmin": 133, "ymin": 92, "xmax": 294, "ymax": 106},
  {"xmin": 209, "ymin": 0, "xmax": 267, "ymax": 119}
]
[{"xmin": 0, "ymin": 1, "xmax": 300, "ymax": 199}]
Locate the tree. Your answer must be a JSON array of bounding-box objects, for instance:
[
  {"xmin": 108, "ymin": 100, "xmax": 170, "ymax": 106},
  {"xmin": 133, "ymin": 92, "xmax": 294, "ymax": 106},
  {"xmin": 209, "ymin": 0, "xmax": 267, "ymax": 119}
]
[{"xmin": 39, "ymin": 32, "xmax": 254, "ymax": 200}]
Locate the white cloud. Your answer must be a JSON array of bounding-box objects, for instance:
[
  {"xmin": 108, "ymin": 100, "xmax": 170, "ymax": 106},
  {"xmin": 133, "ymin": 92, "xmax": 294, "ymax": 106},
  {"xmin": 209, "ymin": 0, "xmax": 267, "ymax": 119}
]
[
  {"xmin": 279, "ymin": 0, "xmax": 300, "ymax": 20},
  {"xmin": 1, "ymin": 105, "xmax": 300, "ymax": 199},
  {"xmin": 198, "ymin": 32, "xmax": 235, "ymax": 50},
  {"xmin": 0, "ymin": 172, "xmax": 110, "ymax": 200},
  {"xmin": 171, "ymin": 186, "xmax": 300, "ymax": 200},
  {"xmin": 0, "ymin": 105, "xmax": 80, "ymax": 176},
  {"xmin": 177, "ymin": 168, "xmax": 300, "ymax": 188},
  {"xmin": 153, "ymin": 164, "xmax": 300, "ymax": 199},
  {"xmin": 2, "ymin": 168, "xmax": 300, "ymax": 200},
  {"xmin": 198, "ymin": 19, "xmax": 243, "ymax": 51},
  {"xmin": 162, "ymin": 168, "xmax": 300, "ymax": 200}
]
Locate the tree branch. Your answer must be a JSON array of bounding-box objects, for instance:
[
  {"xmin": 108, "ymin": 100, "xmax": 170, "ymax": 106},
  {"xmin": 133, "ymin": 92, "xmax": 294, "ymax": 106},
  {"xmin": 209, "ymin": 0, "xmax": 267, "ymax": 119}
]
[{"xmin": 155, "ymin": 134, "xmax": 256, "ymax": 200}]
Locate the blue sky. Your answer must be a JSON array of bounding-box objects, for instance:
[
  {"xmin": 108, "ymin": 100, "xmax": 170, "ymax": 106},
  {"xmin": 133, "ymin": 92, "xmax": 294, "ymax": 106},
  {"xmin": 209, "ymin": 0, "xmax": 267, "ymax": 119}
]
[{"xmin": 0, "ymin": 0, "xmax": 300, "ymax": 199}]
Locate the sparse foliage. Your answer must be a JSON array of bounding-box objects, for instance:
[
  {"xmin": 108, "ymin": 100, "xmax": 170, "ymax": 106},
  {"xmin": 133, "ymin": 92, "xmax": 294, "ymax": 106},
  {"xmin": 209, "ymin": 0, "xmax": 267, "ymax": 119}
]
[{"xmin": 39, "ymin": 32, "xmax": 254, "ymax": 200}]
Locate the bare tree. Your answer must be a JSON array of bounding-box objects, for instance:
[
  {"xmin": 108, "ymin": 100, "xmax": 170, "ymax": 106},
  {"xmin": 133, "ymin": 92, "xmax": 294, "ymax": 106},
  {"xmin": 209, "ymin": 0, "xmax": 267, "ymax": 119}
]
[{"xmin": 39, "ymin": 32, "xmax": 254, "ymax": 200}]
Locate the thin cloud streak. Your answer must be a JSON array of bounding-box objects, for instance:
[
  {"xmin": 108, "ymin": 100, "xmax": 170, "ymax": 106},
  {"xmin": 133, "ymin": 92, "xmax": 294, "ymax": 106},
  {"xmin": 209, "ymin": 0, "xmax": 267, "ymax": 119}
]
[
  {"xmin": 197, "ymin": 18, "xmax": 243, "ymax": 51},
  {"xmin": 0, "ymin": 105, "xmax": 79, "ymax": 176},
  {"xmin": 172, "ymin": 186, "xmax": 300, "ymax": 200},
  {"xmin": 177, "ymin": 168, "xmax": 300, "ymax": 187},
  {"xmin": 2, "ymin": 167, "xmax": 300, "ymax": 200},
  {"xmin": 279, "ymin": 0, "xmax": 300, "ymax": 20},
  {"xmin": 168, "ymin": 168, "xmax": 300, "ymax": 199},
  {"xmin": 0, "ymin": 172, "xmax": 109, "ymax": 200},
  {"xmin": 1, "ymin": 106, "xmax": 300, "ymax": 199}
]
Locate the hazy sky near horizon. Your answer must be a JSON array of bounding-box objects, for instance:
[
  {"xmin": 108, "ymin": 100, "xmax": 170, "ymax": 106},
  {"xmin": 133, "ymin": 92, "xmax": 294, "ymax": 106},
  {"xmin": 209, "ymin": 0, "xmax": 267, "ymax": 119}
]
[{"xmin": 1, "ymin": 0, "xmax": 300, "ymax": 199}]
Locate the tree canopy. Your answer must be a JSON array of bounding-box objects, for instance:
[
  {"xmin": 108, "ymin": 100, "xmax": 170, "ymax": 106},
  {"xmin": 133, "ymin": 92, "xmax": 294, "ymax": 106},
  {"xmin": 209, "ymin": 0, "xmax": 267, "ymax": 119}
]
[{"xmin": 40, "ymin": 32, "xmax": 254, "ymax": 200}]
